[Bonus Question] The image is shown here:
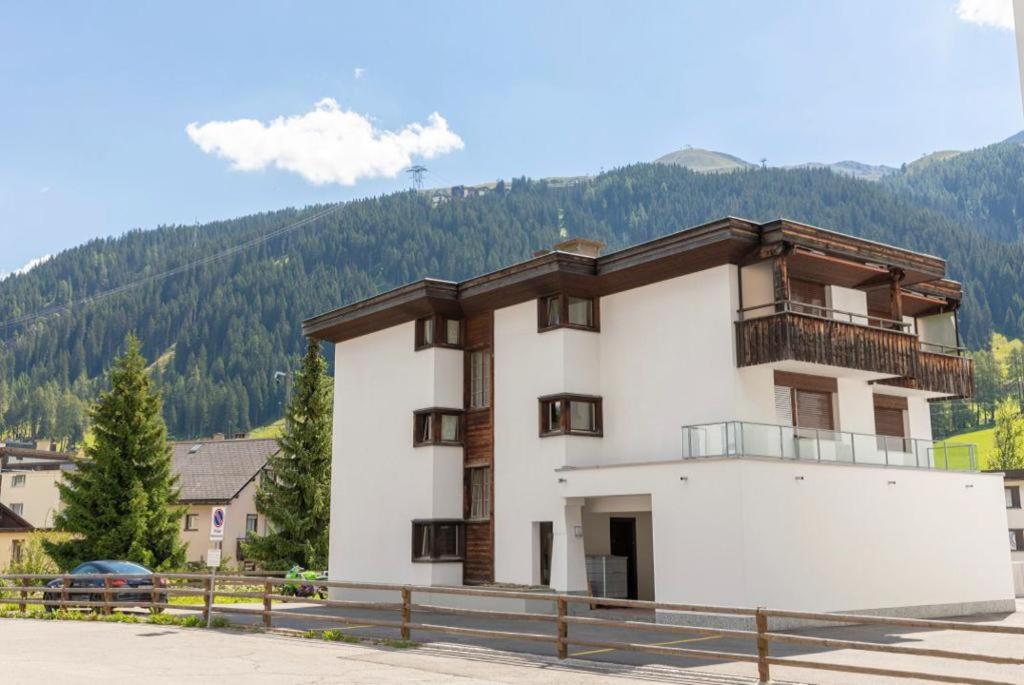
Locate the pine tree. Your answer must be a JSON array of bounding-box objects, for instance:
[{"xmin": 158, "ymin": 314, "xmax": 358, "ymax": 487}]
[
  {"xmin": 243, "ymin": 338, "xmax": 332, "ymax": 569},
  {"xmin": 44, "ymin": 335, "xmax": 185, "ymax": 570},
  {"xmin": 992, "ymin": 397, "xmax": 1024, "ymax": 472}
]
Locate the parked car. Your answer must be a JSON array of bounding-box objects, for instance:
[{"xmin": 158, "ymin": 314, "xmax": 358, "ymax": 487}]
[{"xmin": 43, "ymin": 560, "xmax": 167, "ymax": 612}]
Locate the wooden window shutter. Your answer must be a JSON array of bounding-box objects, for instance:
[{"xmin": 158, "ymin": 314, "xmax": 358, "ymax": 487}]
[
  {"xmin": 774, "ymin": 385, "xmax": 793, "ymax": 426},
  {"xmin": 795, "ymin": 389, "xmax": 833, "ymax": 430},
  {"xmin": 790, "ymin": 279, "xmax": 826, "ymax": 307},
  {"xmin": 873, "ymin": 406, "xmax": 905, "ymax": 438}
]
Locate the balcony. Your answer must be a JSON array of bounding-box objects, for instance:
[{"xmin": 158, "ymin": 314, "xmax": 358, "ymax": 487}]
[
  {"xmin": 681, "ymin": 421, "xmax": 977, "ymax": 471},
  {"xmin": 736, "ymin": 301, "xmax": 973, "ymax": 397}
]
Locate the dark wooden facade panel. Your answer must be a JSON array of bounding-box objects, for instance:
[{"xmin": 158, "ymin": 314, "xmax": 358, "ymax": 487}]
[
  {"xmin": 878, "ymin": 352, "xmax": 974, "ymax": 398},
  {"xmin": 462, "ymin": 310, "xmax": 494, "ymax": 584}
]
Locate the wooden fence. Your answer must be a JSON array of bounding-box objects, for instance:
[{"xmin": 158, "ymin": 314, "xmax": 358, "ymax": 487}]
[{"xmin": 2, "ymin": 572, "xmax": 1022, "ymax": 685}]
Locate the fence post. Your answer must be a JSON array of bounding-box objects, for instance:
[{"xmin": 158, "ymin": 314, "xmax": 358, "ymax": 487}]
[
  {"xmin": 400, "ymin": 587, "xmax": 411, "ymax": 641},
  {"xmin": 60, "ymin": 574, "xmax": 69, "ymax": 611},
  {"xmin": 263, "ymin": 580, "xmax": 272, "ymax": 629},
  {"xmin": 103, "ymin": 576, "xmax": 112, "ymax": 615},
  {"xmin": 556, "ymin": 596, "xmax": 568, "ymax": 660},
  {"xmin": 151, "ymin": 574, "xmax": 159, "ymax": 613},
  {"xmin": 202, "ymin": 575, "xmax": 212, "ymax": 623},
  {"xmin": 19, "ymin": 580, "xmax": 27, "ymax": 612},
  {"xmin": 756, "ymin": 607, "xmax": 770, "ymax": 684}
]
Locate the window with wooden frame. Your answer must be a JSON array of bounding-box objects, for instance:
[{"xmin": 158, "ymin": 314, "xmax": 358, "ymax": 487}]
[
  {"xmin": 539, "ymin": 394, "xmax": 603, "ymax": 436},
  {"xmin": 411, "ymin": 520, "xmax": 464, "ymax": 562},
  {"xmin": 413, "ymin": 408, "xmax": 464, "ymax": 446},
  {"xmin": 11, "ymin": 474, "xmax": 25, "ymax": 487},
  {"xmin": 467, "ymin": 466, "xmax": 491, "ymax": 521},
  {"xmin": 184, "ymin": 514, "xmax": 198, "ymax": 531},
  {"xmin": 415, "ymin": 315, "xmax": 463, "ymax": 350},
  {"xmin": 1007, "ymin": 487, "xmax": 1021, "ymax": 509},
  {"xmin": 1011, "ymin": 529, "xmax": 1024, "ymax": 552},
  {"xmin": 774, "ymin": 372, "xmax": 836, "ymax": 432},
  {"xmin": 537, "ymin": 293, "xmax": 599, "ymax": 332},
  {"xmin": 468, "ymin": 350, "xmax": 491, "ymax": 409}
]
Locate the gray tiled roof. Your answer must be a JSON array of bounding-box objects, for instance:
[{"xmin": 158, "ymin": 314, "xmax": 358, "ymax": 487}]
[{"xmin": 171, "ymin": 439, "xmax": 278, "ymax": 503}]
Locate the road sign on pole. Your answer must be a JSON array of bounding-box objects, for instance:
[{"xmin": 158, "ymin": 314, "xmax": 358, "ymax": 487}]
[{"xmin": 210, "ymin": 506, "xmax": 227, "ymax": 541}]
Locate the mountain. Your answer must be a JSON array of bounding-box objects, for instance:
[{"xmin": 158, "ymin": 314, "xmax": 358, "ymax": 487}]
[
  {"xmin": 882, "ymin": 141, "xmax": 1024, "ymax": 242},
  {"xmin": 787, "ymin": 161, "xmax": 897, "ymax": 181},
  {"xmin": 1001, "ymin": 130, "xmax": 1024, "ymax": 145},
  {"xmin": 654, "ymin": 147, "xmax": 895, "ymax": 181},
  {"xmin": 654, "ymin": 148, "xmax": 753, "ymax": 173},
  {"xmin": 4, "ymin": 148, "xmax": 1024, "ymax": 442}
]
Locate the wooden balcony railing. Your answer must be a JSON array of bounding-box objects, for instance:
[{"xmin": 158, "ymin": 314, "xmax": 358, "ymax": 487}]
[
  {"xmin": 736, "ymin": 303, "xmax": 974, "ymax": 397},
  {"xmin": 736, "ymin": 310, "xmax": 917, "ymax": 378}
]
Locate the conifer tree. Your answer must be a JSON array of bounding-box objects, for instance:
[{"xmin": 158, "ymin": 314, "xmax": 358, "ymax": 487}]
[
  {"xmin": 244, "ymin": 338, "xmax": 332, "ymax": 569},
  {"xmin": 44, "ymin": 335, "xmax": 185, "ymax": 570}
]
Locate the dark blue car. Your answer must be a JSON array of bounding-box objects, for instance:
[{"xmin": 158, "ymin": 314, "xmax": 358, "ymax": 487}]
[{"xmin": 43, "ymin": 560, "xmax": 167, "ymax": 612}]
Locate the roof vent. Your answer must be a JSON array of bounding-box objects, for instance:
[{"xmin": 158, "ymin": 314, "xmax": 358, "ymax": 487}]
[
  {"xmin": 552, "ymin": 237, "xmax": 605, "ymax": 258},
  {"xmin": 188, "ymin": 444, "xmax": 203, "ymax": 454},
  {"xmin": 212, "ymin": 433, "xmax": 225, "ymax": 441}
]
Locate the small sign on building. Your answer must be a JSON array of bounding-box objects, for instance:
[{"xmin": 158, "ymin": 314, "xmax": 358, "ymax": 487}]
[
  {"xmin": 210, "ymin": 506, "xmax": 227, "ymax": 541},
  {"xmin": 206, "ymin": 547, "xmax": 222, "ymax": 568}
]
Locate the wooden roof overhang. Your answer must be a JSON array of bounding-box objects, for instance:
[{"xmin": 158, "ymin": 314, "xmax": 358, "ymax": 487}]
[
  {"xmin": 304, "ymin": 216, "xmax": 957, "ymax": 343},
  {"xmin": 761, "ymin": 219, "xmax": 946, "ymax": 288}
]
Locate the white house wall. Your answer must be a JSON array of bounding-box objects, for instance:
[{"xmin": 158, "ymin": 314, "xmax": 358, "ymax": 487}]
[
  {"xmin": 560, "ymin": 459, "xmax": 1013, "ymax": 615},
  {"xmin": 330, "ymin": 321, "xmax": 462, "ymax": 588}
]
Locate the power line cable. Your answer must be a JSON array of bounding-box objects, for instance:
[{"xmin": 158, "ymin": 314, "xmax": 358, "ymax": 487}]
[{"xmin": 0, "ymin": 202, "xmax": 345, "ymax": 335}]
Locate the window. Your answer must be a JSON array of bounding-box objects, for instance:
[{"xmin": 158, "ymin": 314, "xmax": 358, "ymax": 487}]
[
  {"xmin": 11, "ymin": 474, "xmax": 25, "ymax": 487},
  {"xmin": 539, "ymin": 395, "xmax": 603, "ymax": 437},
  {"xmin": 469, "ymin": 350, "xmax": 491, "ymax": 409},
  {"xmin": 11, "ymin": 540, "xmax": 23, "ymax": 564},
  {"xmin": 411, "ymin": 520, "xmax": 464, "ymax": 561},
  {"xmin": 774, "ymin": 373, "xmax": 837, "ymax": 432},
  {"xmin": 789, "ymin": 279, "xmax": 827, "ymax": 316},
  {"xmin": 537, "ymin": 293, "xmax": 599, "ymax": 332},
  {"xmin": 1011, "ymin": 529, "xmax": 1024, "ymax": 552},
  {"xmin": 416, "ymin": 315, "xmax": 462, "ymax": 350},
  {"xmin": 1008, "ymin": 487, "xmax": 1022, "ymax": 509},
  {"xmin": 468, "ymin": 467, "xmax": 491, "ymax": 520},
  {"xmin": 184, "ymin": 514, "xmax": 198, "ymax": 531},
  {"xmin": 10, "ymin": 503, "xmax": 23, "ymax": 516},
  {"xmin": 246, "ymin": 514, "xmax": 258, "ymax": 534},
  {"xmin": 413, "ymin": 409, "xmax": 463, "ymax": 446}
]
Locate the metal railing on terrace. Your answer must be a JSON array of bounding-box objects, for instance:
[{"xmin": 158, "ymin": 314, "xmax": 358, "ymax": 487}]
[{"xmin": 681, "ymin": 420, "xmax": 977, "ymax": 471}]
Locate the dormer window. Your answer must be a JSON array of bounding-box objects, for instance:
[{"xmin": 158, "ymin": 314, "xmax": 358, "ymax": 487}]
[
  {"xmin": 537, "ymin": 293, "xmax": 599, "ymax": 332},
  {"xmin": 415, "ymin": 315, "xmax": 462, "ymax": 350}
]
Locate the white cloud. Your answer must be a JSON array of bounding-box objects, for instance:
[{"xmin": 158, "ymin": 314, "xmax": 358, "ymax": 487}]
[
  {"xmin": 955, "ymin": 0, "xmax": 1014, "ymax": 29},
  {"xmin": 185, "ymin": 98, "xmax": 464, "ymax": 186},
  {"xmin": 0, "ymin": 253, "xmax": 53, "ymax": 281},
  {"xmin": 354, "ymin": 67, "xmax": 366, "ymax": 79}
]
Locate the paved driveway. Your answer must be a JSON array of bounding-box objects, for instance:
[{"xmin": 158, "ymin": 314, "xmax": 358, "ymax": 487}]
[{"xmin": 197, "ymin": 599, "xmax": 1024, "ymax": 684}]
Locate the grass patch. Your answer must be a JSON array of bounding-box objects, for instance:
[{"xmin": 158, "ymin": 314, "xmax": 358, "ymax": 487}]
[
  {"xmin": 946, "ymin": 426, "xmax": 995, "ymax": 470},
  {"xmin": 0, "ymin": 608, "xmax": 230, "ymax": 629},
  {"xmin": 302, "ymin": 629, "xmax": 419, "ymax": 650},
  {"xmin": 248, "ymin": 419, "xmax": 284, "ymax": 439},
  {"xmin": 382, "ymin": 638, "xmax": 419, "ymax": 649}
]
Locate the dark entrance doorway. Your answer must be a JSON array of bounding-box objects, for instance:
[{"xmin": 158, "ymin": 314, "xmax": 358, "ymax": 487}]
[
  {"xmin": 538, "ymin": 522, "xmax": 553, "ymax": 586},
  {"xmin": 609, "ymin": 517, "xmax": 638, "ymax": 600}
]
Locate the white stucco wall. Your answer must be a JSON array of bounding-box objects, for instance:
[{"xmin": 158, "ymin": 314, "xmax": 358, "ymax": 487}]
[
  {"xmin": 329, "ymin": 321, "xmax": 463, "ymax": 588},
  {"xmin": 560, "ymin": 459, "xmax": 1013, "ymax": 614},
  {"xmin": 0, "ymin": 469, "xmax": 64, "ymax": 529}
]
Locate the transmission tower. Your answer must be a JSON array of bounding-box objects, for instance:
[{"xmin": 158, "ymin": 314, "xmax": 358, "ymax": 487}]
[{"xmin": 407, "ymin": 165, "xmax": 427, "ymax": 190}]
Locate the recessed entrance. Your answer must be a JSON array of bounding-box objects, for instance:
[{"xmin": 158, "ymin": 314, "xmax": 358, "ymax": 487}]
[{"xmin": 609, "ymin": 517, "xmax": 638, "ymax": 600}]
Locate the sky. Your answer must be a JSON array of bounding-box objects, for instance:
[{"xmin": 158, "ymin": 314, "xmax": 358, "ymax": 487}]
[{"xmin": 0, "ymin": 0, "xmax": 1020, "ymax": 275}]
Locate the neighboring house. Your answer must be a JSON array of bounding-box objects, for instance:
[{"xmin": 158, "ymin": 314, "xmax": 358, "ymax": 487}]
[
  {"xmin": 170, "ymin": 437, "xmax": 277, "ymax": 566},
  {"xmin": 991, "ymin": 469, "xmax": 1024, "ymax": 596},
  {"xmin": 305, "ymin": 216, "xmax": 1013, "ymax": 622},
  {"xmin": 0, "ymin": 447, "xmax": 76, "ymax": 529},
  {"xmin": 0, "ymin": 501, "xmax": 34, "ymax": 570}
]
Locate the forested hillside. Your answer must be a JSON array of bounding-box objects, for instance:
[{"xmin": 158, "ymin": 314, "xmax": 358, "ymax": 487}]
[{"xmin": 3, "ymin": 152, "xmax": 1024, "ymax": 442}]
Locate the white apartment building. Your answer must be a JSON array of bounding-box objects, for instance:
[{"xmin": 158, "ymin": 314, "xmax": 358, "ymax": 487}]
[{"xmin": 306, "ymin": 217, "xmax": 1013, "ymax": 620}]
